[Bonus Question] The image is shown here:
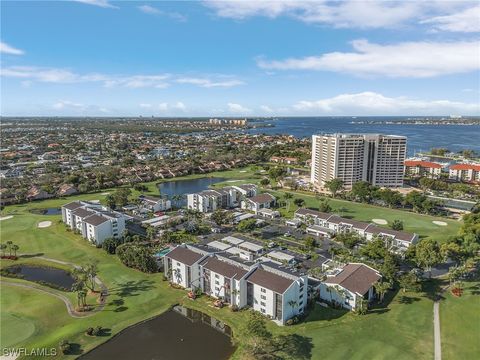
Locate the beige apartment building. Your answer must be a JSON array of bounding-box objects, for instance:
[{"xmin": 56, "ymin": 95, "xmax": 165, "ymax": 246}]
[{"xmin": 311, "ymin": 134, "xmax": 407, "ymax": 189}]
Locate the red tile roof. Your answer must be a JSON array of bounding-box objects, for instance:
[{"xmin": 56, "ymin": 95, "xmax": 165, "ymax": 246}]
[
  {"xmin": 404, "ymin": 160, "xmax": 442, "ymax": 169},
  {"xmin": 450, "ymin": 163, "xmax": 480, "ymax": 171}
]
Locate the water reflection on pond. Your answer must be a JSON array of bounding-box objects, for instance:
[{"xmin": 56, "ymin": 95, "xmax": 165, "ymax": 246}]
[
  {"xmin": 158, "ymin": 177, "xmax": 226, "ymax": 206},
  {"xmin": 81, "ymin": 305, "xmax": 234, "ymax": 360},
  {"xmin": 6, "ymin": 265, "xmax": 75, "ymax": 290}
]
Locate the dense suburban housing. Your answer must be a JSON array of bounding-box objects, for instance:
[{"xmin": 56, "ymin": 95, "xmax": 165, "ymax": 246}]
[
  {"xmin": 61, "ymin": 201, "xmax": 126, "ymax": 245},
  {"xmin": 311, "ymin": 134, "xmax": 407, "ymax": 189},
  {"xmin": 294, "ymin": 208, "xmax": 418, "ymax": 252}
]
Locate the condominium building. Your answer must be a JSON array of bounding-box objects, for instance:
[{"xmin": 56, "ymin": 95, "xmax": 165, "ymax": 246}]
[
  {"xmin": 187, "ymin": 184, "xmax": 258, "ymax": 213},
  {"xmin": 449, "ymin": 163, "xmax": 480, "ymax": 183},
  {"xmin": 404, "ymin": 160, "xmax": 443, "ymax": 178},
  {"xmin": 295, "ymin": 208, "xmax": 418, "ymax": 252},
  {"xmin": 164, "ymin": 243, "xmax": 307, "ymax": 325},
  {"xmin": 61, "ymin": 200, "xmax": 126, "ymax": 245},
  {"xmin": 311, "ymin": 134, "xmax": 407, "ymax": 189}
]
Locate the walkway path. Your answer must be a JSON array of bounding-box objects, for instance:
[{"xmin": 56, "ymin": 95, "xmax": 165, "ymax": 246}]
[
  {"xmin": 2, "ymin": 254, "xmax": 108, "ymax": 318},
  {"xmin": 434, "ymin": 301, "xmax": 442, "ymax": 360}
]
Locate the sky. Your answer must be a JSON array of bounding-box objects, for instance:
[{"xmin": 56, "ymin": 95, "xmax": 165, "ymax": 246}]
[{"xmin": 1, "ymin": 0, "xmax": 479, "ymax": 117}]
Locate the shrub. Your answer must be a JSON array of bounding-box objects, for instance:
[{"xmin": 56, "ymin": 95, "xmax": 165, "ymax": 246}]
[
  {"xmin": 231, "ymin": 304, "xmax": 239, "ymax": 312},
  {"xmin": 59, "ymin": 340, "xmax": 71, "ymax": 354},
  {"xmin": 85, "ymin": 327, "xmax": 94, "ymax": 336},
  {"xmin": 92, "ymin": 326, "xmax": 102, "ymax": 336}
]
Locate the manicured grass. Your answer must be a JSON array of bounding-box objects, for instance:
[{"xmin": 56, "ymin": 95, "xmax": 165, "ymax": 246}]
[
  {"xmin": 440, "ymin": 280, "xmax": 480, "ymax": 360},
  {"xmin": 268, "ymin": 189, "xmax": 461, "ymax": 243}
]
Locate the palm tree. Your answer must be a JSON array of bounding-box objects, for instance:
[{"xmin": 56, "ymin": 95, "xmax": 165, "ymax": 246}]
[
  {"xmin": 0, "ymin": 244, "xmax": 7, "ymax": 257},
  {"xmin": 284, "ymin": 192, "xmax": 293, "ymax": 212},
  {"xmin": 6, "ymin": 241, "xmax": 13, "ymax": 256},
  {"xmin": 11, "ymin": 244, "xmax": 19, "ymax": 257},
  {"xmin": 287, "ymin": 300, "xmax": 298, "ymax": 315},
  {"xmin": 374, "ymin": 281, "xmax": 390, "ymax": 303}
]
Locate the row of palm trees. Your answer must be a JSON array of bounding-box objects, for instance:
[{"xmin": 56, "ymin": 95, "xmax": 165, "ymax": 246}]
[{"xmin": 0, "ymin": 241, "xmax": 20, "ymax": 258}]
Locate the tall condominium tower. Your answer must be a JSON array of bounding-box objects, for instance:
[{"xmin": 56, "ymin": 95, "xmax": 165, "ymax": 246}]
[{"xmin": 311, "ymin": 134, "xmax": 407, "ymax": 189}]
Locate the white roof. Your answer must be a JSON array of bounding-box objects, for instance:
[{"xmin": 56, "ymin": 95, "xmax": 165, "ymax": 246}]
[
  {"xmin": 207, "ymin": 240, "xmax": 232, "ymax": 251},
  {"xmin": 141, "ymin": 215, "xmax": 170, "ymax": 225},
  {"xmin": 225, "ymin": 246, "xmax": 246, "ymax": 256},
  {"xmin": 238, "ymin": 241, "xmax": 263, "ymax": 252},
  {"xmin": 267, "ymin": 251, "xmax": 295, "ymax": 262},
  {"xmin": 223, "ymin": 236, "xmax": 245, "ymax": 245}
]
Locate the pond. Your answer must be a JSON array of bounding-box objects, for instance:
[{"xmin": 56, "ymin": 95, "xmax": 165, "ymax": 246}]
[
  {"xmin": 5, "ymin": 265, "xmax": 75, "ymax": 291},
  {"xmin": 29, "ymin": 208, "xmax": 62, "ymax": 215},
  {"xmin": 158, "ymin": 177, "xmax": 226, "ymax": 206},
  {"xmin": 81, "ymin": 305, "xmax": 235, "ymax": 360}
]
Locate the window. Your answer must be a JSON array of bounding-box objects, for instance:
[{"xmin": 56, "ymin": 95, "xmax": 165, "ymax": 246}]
[
  {"xmin": 261, "ymin": 301, "xmax": 266, "ymax": 307},
  {"xmin": 261, "ymin": 288, "xmax": 266, "ymax": 293},
  {"xmin": 215, "ymin": 274, "xmax": 219, "ymax": 279},
  {"xmin": 299, "ymin": 294, "xmax": 304, "ymax": 299},
  {"xmin": 215, "ymin": 287, "xmax": 220, "ymax": 292},
  {"xmin": 261, "ymin": 295, "xmax": 266, "ymax": 300},
  {"xmin": 260, "ymin": 308, "xmax": 266, "ymax": 314},
  {"xmin": 176, "ymin": 262, "xmax": 181, "ymax": 266}
]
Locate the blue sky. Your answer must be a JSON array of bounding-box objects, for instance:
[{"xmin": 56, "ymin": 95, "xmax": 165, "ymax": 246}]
[{"xmin": 1, "ymin": 0, "xmax": 479, "ymax": 116}]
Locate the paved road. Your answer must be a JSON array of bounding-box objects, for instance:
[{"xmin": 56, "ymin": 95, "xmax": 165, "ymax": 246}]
[{"xmin": 434, "ymin": 301, "xmax": 442, "ymax": 360}]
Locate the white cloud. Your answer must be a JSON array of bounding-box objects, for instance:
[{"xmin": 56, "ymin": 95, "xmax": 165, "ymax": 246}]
[
  {"xmin": 227, "ymin": 103, "xmax": 251, "ymax": 114},
  {"xmin": 139, "ymin": 103, "xmax": 152, "ymax": 108},
  {"xmin": 292, "ymin": 92, "xmax": 480, "ymax": 115},
  {"xmin": 51, "ymin": 100, "xmax": 111, "ymax": 115},
  {"xmin": 2, "ymin": 66, "xmax": 244, "ymax": 88},
  {"xmin": 138, "ymin": 4, "xmax": 187, "ymax": 21},
  {"xmin": 176, "ymin": 77, "xmax": 244, "ymax": 88},
  {"xmin": 138, "ymin": 5, "xmax": 162, "ymax": 15},
  {"xmin": 52, "ymin": 100, "xmax": 84, "ymax": 110},
  {"xmin": 260, "ymin": 105, "xmax": 274, "ymax": 113},
  {"xmin": 205, "ymin": 0, "xmax": 459, "ymax": 29},
  {"xmin": 420, "ymin": 5, "xmax": 480, "ymax": 33},
  {"xmin": 0, "ymin": 41, "xmax": 25, "ymax": 55},
  {"xmin": 257, "ymin": 39, "xmax": 480, "ymax": 78},
  {"xmin": 174, "ymin": 102, "xmax": 187, "ymax": 111},
  {"xmin": 158, "ymin": 103, "xmax": 169, "ymax": 111},
  {"xmin": 73, "ymin": 0, "xmax": 118, "ymax": 9},
  {"xmin": 104, "ymin": 75, "xmax": 170, "ymax": 88}
]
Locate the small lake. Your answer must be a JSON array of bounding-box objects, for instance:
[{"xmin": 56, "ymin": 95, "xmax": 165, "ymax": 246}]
[
  {"xmin": 81, "ymin": 306, "xmax": 235, "ymax": 360},
  {"xmin": 158, "ymin": 177, "xmax": 226, "ymax": 205},
  {"xmin": 6, "ymin": 265, "xmax": 75, "ymax": 290},
  {"xmin": 29, "ymin": 208, "xmax": 62, "ymax": 215}
]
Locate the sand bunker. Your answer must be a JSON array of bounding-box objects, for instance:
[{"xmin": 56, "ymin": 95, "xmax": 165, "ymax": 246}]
[
  {"xmin": 372, "ymin": 219, "xmax": 388, "ymax": 225},
  {"xmin": 0, "ymin": 216, "xmax": 13, "ymax": 221},
  {"xmin": 433, "ymin": 221, "xmax": 448, "ymax": 226},
  {"xmin": 37, "ymin": 221, "xmax": 52, "ymax": 228},
  {"xmin": 101, "ymin": 192, "xmax": 110, "ymax": 195}
]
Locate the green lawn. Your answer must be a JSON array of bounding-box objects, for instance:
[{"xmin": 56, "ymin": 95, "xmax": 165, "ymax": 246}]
[
  {"xmin": 440, "ymin": 280, "xmax": 480, "ymax": 360},
  {"xmin": 0, "ymin": 168, "xmax": 465, "ymax": 358},
  {"xmin": 268, "ymin": 189, "xmax": 461, "ymax": 243}
]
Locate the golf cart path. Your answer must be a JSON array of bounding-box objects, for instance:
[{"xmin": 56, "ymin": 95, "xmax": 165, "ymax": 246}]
[
  {"xmin": 2, "ymin": 254, "xmax": 108, "ymax": 318},
  {"xmin": 434, "ymin": 301, "xmax": 441, "ymax": 360}
]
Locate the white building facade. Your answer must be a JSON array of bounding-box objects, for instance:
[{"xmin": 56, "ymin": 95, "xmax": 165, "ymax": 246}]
[{"xmin": 311, "ymin": 134, "xmax": 407, "ymax": 189}]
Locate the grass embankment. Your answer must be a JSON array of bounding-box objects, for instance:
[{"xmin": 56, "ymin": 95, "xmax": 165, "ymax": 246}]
[{"xmin": 440, "ymin": 280, "xmax": 480, "ymax": 360}]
